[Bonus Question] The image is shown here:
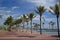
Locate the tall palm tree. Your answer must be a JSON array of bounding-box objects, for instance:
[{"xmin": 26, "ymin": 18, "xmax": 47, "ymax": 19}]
[
  {"xmin": 59, "ymin": 0, "xmax": 60, "ymax": 15},
  {"xmin": 35, "ymin": 6, "xmax": 46, "ymax": 34},
  {"xmin": 49, "ymin": 4, "xmax": 60, "ymax": 36},
  {"xmin": 28, "ymin": 13, "xmax": 35, "ymax": 34}
]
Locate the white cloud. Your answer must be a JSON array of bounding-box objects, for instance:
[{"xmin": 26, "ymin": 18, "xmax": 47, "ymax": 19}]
[
  {"xmin": 0, "ymin": 7, "xmax": 12, "ymax": 15},
  {"xmin": 0, "ymin": 7, "xmax": 6, "ymax": 10},
  {"xmin": 48, "ymin": 8, "xmax": 54, "ymax": 13},
  {"xmin": 25, "ymin": 0, "xmax": 58, "ymax": 9},
  {"xmin": 45, "ymin": 18, "xmax": 56, "ymax": 22},
  {"xmin": 33, "ymin": 15, "xmax": 56, "ymax": 22},
  {"xmin": 6, "ymin": 10, "xmax": 11, "ymax": 13},
  {"xmin": 0, "ymin": 6, "xmax": 20, "ymax": 20},
  {"xmin": 0, "ymin": 10, "xmax": 12, "ymax": 15},
  {"xmin": 12, "ymin": 6, "xmax": 19, "ymax": 10},
  {"xmin": 33, "ymin": 15, "xmax": 45, "ymax": 21},
  {"xmin": 2, "ymin": 15, "xmax": 10, "ymax": 19},
  {"xmin": 33, "ymin": 15, "xmax": 39, "ymax": 20}
]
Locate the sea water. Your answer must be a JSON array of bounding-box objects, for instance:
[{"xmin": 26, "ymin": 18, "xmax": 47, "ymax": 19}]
[{"xmin": 37, "ymin": 30, "xmax": 60, "ymax": 35}]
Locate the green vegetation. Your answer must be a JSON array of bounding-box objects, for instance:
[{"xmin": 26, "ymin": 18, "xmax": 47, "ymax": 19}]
[
  {"xmin": 0, "ymin": 4, "xmax": 59, "ymax": 37},
  {"xmin": 49, "ymin": 4, "xmax": 60, "ymax": 36},
  {"xmin": 25, "ymin": 15, "xmax": 30, "ymax": 32},
  {"xmin": 33, "ymin": 23, "xmax": 40, "ymax": 30},
  {"xmin": 49, "ymin": 21, "xmax": 55, "ymax": 30},
  {"xmin": 4, "ymin": 16, "xmax": 14, "ymax": 31},
  {"xmin": 0, "ymin": 26, "xmax": 7, "ymax": 31},
  {"xmin": 14, "ymin": 19, "xmax": 22, "ymax": 27},
  {"xmin": 28, "ymin": 13, "xmax": 35, "ymax": 34},
  {"xmin": 21, "ymin": 14, "xmax": 26, "ymax": 29},
  {"xmin": 35, "ymin": 6, "xmax": 46, "ymax": 34}
]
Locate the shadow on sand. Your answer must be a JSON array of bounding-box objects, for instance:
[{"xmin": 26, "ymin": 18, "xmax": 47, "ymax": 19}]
[
  {"xmin": 51, "ymin": 35, "xmax": 60, "ymax": 38},
  {"xmin": 50, "ymin": 35, "xmax": 60, "ymax": 40},
  {"xmin": 17, "ymin": 36, "xmax": 36, "ymax": 38}
]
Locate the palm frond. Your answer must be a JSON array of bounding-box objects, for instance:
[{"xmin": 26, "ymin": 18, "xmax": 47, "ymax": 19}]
[{"xmin": 35, "ymin": 6, "xmax": 46, "ymax": 16}]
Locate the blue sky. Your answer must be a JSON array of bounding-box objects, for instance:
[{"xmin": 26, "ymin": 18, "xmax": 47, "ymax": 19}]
[{"xmin": 0, "ymin": 0, "xmax": 59, "ymax": 28}]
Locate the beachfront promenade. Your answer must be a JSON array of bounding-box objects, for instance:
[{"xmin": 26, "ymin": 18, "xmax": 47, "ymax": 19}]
[{"xmin": 0, "ymin": 30, "xmax": 60, "ymax": 40}]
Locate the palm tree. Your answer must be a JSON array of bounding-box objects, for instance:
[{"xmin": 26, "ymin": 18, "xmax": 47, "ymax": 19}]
[
  {"xmin": 33, "ymin": 23, "xmax": 40, "ymax": 30},
  {"xmin": 21, "ymin": 14, "xmax": 26, "ymax": 29},
  {"xmin": 15, "ymin": 19, "xmax": 22, "ymax": 31},
  {"xmin": 42, "ymin": 17, "xmax": 45, "ymax": 29},
  {"xmin": 59, "ymin": 0, "xmax": 60, "ymax": 15},
  {"xmin": 49, "ymin": 4, "xmax": 60, "ymax": 36},
  {"xmin": 14, "ymin": 19, "xmax": 22, "ymax": 28},
  {"xmin": 49, "ymin": 22, "xmax": 50, "ymax": 29},
  {"xmin": 4, "ymin": 16, "xmax": 14, "ymax": 31},
  {"xmin": 51, "ymin": 22, "xmax": 55, "ymax": 30},
  {"xmin": 42, "ymin": 22, "xmax": 44, "ymax": 29},
  {"xmin": 35, "ymin": 6, "xmax": 46, "ymax": 34},
  {"xmin": 25, "ymin": 15, "xmax": 29, "ymax": 32},
  {"xmin": 49, "ymin": 21, "xmax": 55, "ymax": 30},
  {"xmin": 28, "ymin": 13, "xmax": 35, "ymax": 34}
]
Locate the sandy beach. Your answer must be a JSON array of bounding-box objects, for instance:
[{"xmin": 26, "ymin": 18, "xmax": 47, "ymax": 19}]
[{"xmin": 0, "ymin": 30, "xmax": 60, "ymax": 40}]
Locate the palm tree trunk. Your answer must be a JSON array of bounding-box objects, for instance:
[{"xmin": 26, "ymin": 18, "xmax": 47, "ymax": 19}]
[
  {"xmin": 43, "ymin": 23, "xmax": 44, "ymax": 29},
  {"xmin": 16, "ymin": 24, "xmax": 18, "ymax": 27},
  {"xmin": 16, "ymin": 24, "xmax": 19, "ymax": 31},
  {"xmin": 8, "ymin": 25, "xmax": 11, "ymax": 31},
  {"xmin": 59, "ymin": 0, "xmax": 60, "ymax": 15},
  {"xmin": 57, "ymin": 16, "xmax": 59, "ymax": 36},
  {"xmin": 23, "ymin": 22, "xmax": 24, "ymax": 29},
  {"xmin": 31, "ymin": 20, "xmax": 32, "ymax": 34},
  {"xmin": 26, "ymin": 22, "xmax": 28, "ymax": 32},
  {"xmin": 52, "ymin": 25, "xmax": 53, "ymax": 30},
  {"xmin": 49, "ymin": 24, "xmax": 50, "ymax": 29},
  {"xmin": 40, "ymin": 15, "xmax": 42, "ymax": 34}
]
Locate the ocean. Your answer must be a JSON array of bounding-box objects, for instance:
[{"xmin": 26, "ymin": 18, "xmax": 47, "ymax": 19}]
[{"xmin": 37, "ymin": 29, "xmax": 60, "ymax": 35}]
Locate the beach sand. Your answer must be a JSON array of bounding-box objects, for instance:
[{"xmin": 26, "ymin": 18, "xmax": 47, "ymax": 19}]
[{"xmin": 0, "ymin": 30, "xmax": 60, "ymax": 40}]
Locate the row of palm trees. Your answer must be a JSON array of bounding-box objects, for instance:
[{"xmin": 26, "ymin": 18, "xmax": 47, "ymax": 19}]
[
  {"xmin": 35, "ymin": 4, "xmax": 60, "ymax": 36},
  {"xmin": 49, "ymin": 21, "xmax": 55, "ymax": 30},
  {"xmin": 3, "ymin": 13, "xmax": 35, "ymax": 33},
  {"xmin": 3, "ymin": 4, "xmax": 60, "ymax": 36},
  {"xmin": 49, "ymin": 4, "xmax": 60, "ymax": 36}
]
